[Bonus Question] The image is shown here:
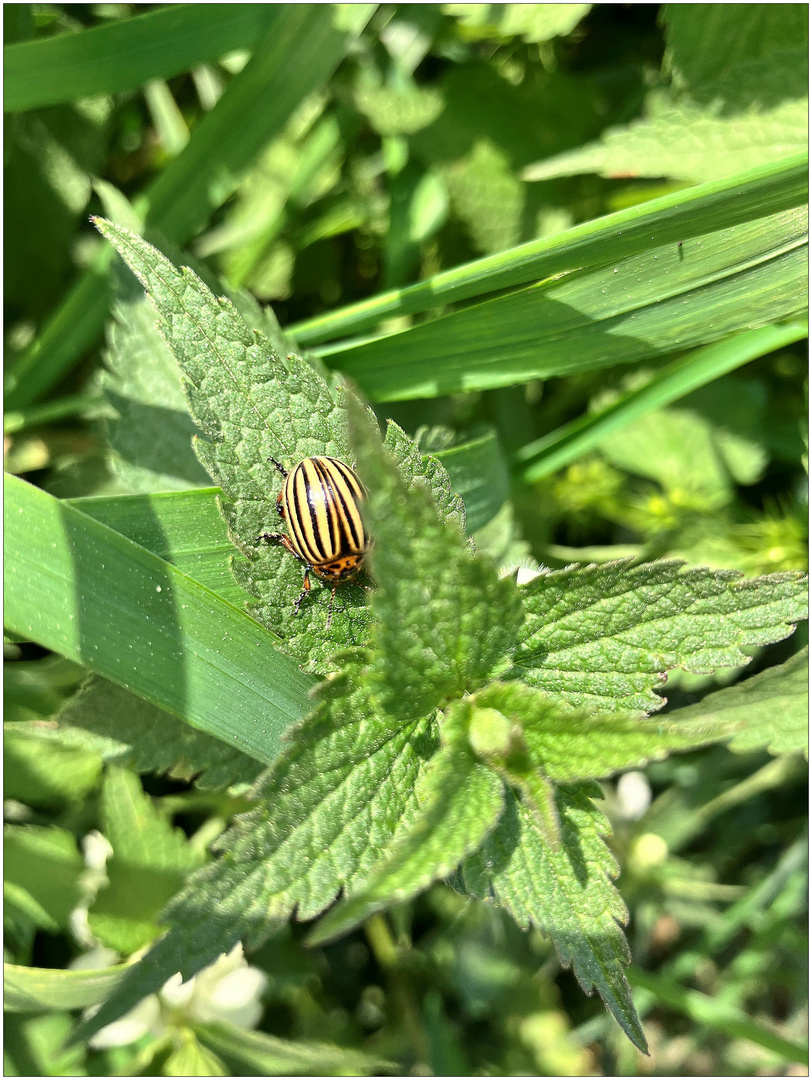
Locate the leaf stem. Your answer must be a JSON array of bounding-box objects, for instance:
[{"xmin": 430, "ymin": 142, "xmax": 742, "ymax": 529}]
[{"xmin": 363, "ymin": 913, "xmax": 430, "ymax": 1070}]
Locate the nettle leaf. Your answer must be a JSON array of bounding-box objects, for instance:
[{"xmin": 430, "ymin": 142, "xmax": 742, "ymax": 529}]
[
  {"xmin": 94, "ymin": 217, "xmax": 368, "ymax": 664},
  {"xmin": 460, "ymin": 681, "xmax": 739, "ymax": 783},
  {"xmin": 94, "ymin": 218, "xmax": 467, "ymax": 672},
  {"xmin": 463, "ymin": 783, "xmax": 648, "ymax": 1054},
  {"xmin": 102, "ymin": 256, "xmax": 212, "ymax": 493},
  {"xmin": 101, "ymin": 223, "xmax": 288, "ymax": 495},
  {"xmin": 514, "ymin": 560, "xmax": 808, "ymax": 716},
  {"xmin": 44, "ymin": 675, "xmax": 263, "ymax": 793},
  {"xmin": 309, "ymin": 730, "xmax": 504, "ymax": 944},
  {"xmin": 74, "ymin": 654, "xmax": 438, "ymax": 1045},
  {"xmin": 349, "ymin": 395, "xmax": 523, "ymax": 720},
  {"xmin": 677, "ymin": 646, "xmax": 808, "ymax": 759}
]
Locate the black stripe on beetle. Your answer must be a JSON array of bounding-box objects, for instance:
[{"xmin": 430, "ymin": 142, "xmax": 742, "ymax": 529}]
[{"xmin": 257, "ymin": 455, "xmax": 371, "ymax": 626}]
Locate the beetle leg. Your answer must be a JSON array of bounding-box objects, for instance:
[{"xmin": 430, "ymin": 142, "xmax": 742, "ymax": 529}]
[
  {"xmin": 292, "ymin": 569, "xmax": 312, "ymax": 615},
  {"xmin": 257, "ymin": 532, "xmax": 303, "ymax": 563},
  {"xmin": 257, "ymin": 529, "xmax": 283, "ymax": 546},
  {"xmin": 268, "ymin": 456, "xmax": 288, "ymax": 477}
]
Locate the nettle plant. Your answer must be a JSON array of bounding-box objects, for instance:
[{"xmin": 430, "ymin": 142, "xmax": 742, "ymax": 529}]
[{"xmin": 80, "ymin": 220, "xmax": 808, "ymax": 1052}]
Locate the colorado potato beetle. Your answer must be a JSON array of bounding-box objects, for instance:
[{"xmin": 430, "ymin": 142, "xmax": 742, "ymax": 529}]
[{"xmin": 258, "ymin": 455, "xmax": 370, "ymax": 625}]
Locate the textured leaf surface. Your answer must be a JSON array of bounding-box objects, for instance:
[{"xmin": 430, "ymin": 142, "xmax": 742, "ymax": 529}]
[
  {"xmin": 524, "ymin": 7, "xmax": 807, "ymax": 185},
  {"xmin": 466, "ymin": 682, "xmax": 738, "ymax": 781},
  {"xmin": 514, "ymin": 560, "xmax": 808, "ymax": 715},
  {"xmin": 523, "ymin": 98, "xmax": 808, "ymax": 186},
  {"xmin": 94, "ymin": 218, "xmax": 361, "ymax": 659},
  {"xmin": 310, "ymin": 738, "xmax": 504, "ymax": 943},
  {"xmin": 94, "ymin": 220, "xmax": 466, "ymax": 671},
  {"xmin": 464, "ymin": 784, "xmax": 647, "ymax": 1053},
  {"xmin": 102, "ymin": 257, "xmax": 213, "ymax": 493},
  {"xmin": 350, "ymin": 397, "xmax": 523, "ymax": 720},
  {"xmin": 74, "ymin": 657, "xmax": 437, "ymax": 1043},
  {"xmin": 676, "ymin": 647, "xmax": 808, "ymax": 758}
]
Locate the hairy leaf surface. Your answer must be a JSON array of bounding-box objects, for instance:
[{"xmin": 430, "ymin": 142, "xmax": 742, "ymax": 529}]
[
  {"xmin": 464, "ymin": 784, "xmax": 648, "ymax": 1053},
  {"xmin": 515, "ymin": 560, "xmax": 808, "ymax": 715}
]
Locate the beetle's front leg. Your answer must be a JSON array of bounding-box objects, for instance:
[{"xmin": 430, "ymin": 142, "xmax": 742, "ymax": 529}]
[{"xmin": 257, "ymin": 531, "xmax": 297, "ymax": 555}]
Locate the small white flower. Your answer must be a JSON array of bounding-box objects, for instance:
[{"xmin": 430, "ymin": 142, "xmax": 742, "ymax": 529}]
[
  {"xmin": 616, "ymin": 771, "xmax": 652, "ymax": 821},
  {"xmin": 87, "ymin": 994, "xmax": 164, "ymax": 1050},
  {"xmin": 70, "ymin": 831, "xmax": 114, "ymax": 949},
  {"xmin": 160, "ymin": 944, "xmax": 268, "ymax": 1030},
  {"xmin": 75, "ymin": 943, "xmax": 268, "ymax": 1049}
]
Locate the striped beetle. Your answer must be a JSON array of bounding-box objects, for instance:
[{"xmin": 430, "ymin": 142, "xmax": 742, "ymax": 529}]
[{"xmin": 258, "ymin": 455, "xmax": 371, "ymax": 625}]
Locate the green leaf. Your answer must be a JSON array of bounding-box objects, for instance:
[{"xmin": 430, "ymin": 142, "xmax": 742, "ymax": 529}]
[
  {"xmin": 68, "ymin": 488, "xmax": 248, "ymax": 608},
  {"xmin": 663, "ymin": 4, "xmax": 807, "ymax": 104},
  {"xmin": 93, "ymin": 219, "xmax": 472, "ymax": 673},
  {"xmin": 88, "ymin": 767, "xmax": 204, "ymax": 954},
  {"xmin": 309, "ymin": 737, "xmax": 504, "ymax": 944},
  {"xmin": 629, "ymin": 968, "xmax": 808, "ymax": 1066},
  {"xmin": 4, "ymin": 727, "xmax": 102, "ymax": 807},
  {"xmin": 290, "ymin": 155, "xmax": 806, "ymax": 345},
  {"xmin": 72, "ymin": 658, "xmax": 438, "ymax": 1044},
  {"xmin": 165, "ymin": 1031, "xmax": 228, "ymax": 1077},
  {"xmin": 514, "ymin": 560, "xmax": 808, "ymax": 715},
  {"xmin": 324, "ymin": 200, "xmax": 807, "ymax": 401},
  {"xmin": 599, "ymin": 401, "xmax": 756, "ymax": 506},
  {"xmin": 5, "ymin": 1012, "xmax": 87, "ymax": 1077},
  {"xmin": 461, "ymin": 682, "xmax": 738, "ymax": 782},
  {"xmin": 4, "ymin": 962, "xmax": 128, "ymax": 1013},
  {"xmin": 6, "ymin": 4, "xmax": 375, "ymax": 410},
  {"xmin": 428, "ymin": 425, "xmax": 510, "ymax": 533},
  {"xmin": 4, "ymin": 474, "xmax": 314, "ymax": 765},
  {"xmin": 144, "ymin": 5, "xmax": 376, "ymax": 243},
  {"xmin": 513, "ymin": 324, "xmax": 808, "ymax": 482},
  {"xmin": 354, "ymin": 77, "xmax": 444, "ymax": 137},
  {"xmin": 464, "ymin": 784, "xmax": 648, "ymax": 1054},
  {"xmin": 102, "ymin": 255, "xmax": 212, "ymax": 493},
  {"xmin": 3, "ymin": 6, "xmax": 282, "ymax": 113},
  {"xmin": 674, "ymin": 647, "xmax": 808, "ymax": 758},
  {"xmin": 4, "ymin": 826, "xmax": 84, "ymax": 934},
  {"xmin": 31, "ymin": 676, "xmax": 263, "ymax": 793},
  {"xmin": 446, "ymin": 3, "xmax": 591, "ymax": 42},
  {"xmin": 349, "ymin": 396, "xmax": 524, "ymax": 720},
  {"xmin": 523, "ymin": 96, "xmax": 808, "ymax": 186},
  {"xmin": 194, "ymin": 1019, "xmax": 394, "ymax": 1077},
  {"xmin": 524, "ymin": 7, "xmax": 808, "ymax": 186},
  {"xmin": 93, "ymin": 216, "xmax": 375, "ymax": 664}
]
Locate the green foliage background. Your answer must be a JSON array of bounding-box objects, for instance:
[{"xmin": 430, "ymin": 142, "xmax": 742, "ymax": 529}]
[{"xmin": 4, "ymin": 4, "xmax": 808, "ymax": 1076}]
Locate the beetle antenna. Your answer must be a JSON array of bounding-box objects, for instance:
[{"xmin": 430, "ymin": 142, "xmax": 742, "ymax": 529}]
[{"xmin": 268, "ymin": 456, "xmax": 287, "ymax": 477}]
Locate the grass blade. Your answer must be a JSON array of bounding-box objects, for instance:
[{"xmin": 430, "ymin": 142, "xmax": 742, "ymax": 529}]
[
  {"xmin": 514, "ymin": 322, "xmax": 808, "ymax": 481},
  {"xmin": 5, "ymin": 4, "xmax": 376, "ymax": 410},
  {"xmin": 4, "ymin": 475, "xmax": 315, "ymax": 764},
  {"xmin": 3, "ymin": 5, "xmax": 280, "ymax": 114},
  {"xmin": 291, "ymin": 154, "xmax": 807, "ymax": 345}
]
